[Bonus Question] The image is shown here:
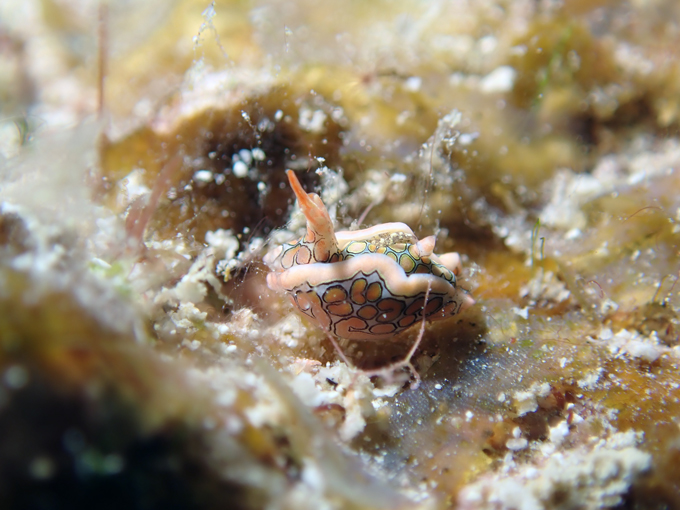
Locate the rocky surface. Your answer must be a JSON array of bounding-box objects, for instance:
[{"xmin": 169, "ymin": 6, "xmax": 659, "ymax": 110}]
[{"xmin": 1, "ymin": 1, "xmax": 680, "ymax": 508}]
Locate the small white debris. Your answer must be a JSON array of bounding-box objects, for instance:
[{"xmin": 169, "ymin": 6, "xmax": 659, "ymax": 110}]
[
  {"xmin": 171, "ymin": 301, "xmax": 208, "ymax": 328},
  {"xmin": 224, "ymin": 416, "xmax": 243, "ymax": 434},
  {"xmin": 90, "ymin": 257, "xmax": 111, "ymax": 270},
  {"xmin": 233, "ymin": 161, "xmax": 248, "ymax": 178},
  {"xmin": 117, "ymin": 168, "xmax": 150, "ymax": 208},
  {"xmin": 549, "ymin": 420, "xmax": 570, "ymax": 445},
  {"xmin": 513, "ymin": 382, "xmax": 550, "ymax": 416},
  {"xmin": 620, "ymin": 336, "xmax": 664, "ymax": 362},
  {"xmin": 465, "ymin": 410, "xmax": 474, "ymax": 421},
  {"xmin": 512, "ymin": 306, "xmax": 530, "ymax": 320},
  {"xmin": 404, "ymin": 76, "xmax": 422, "ymax": 91},
  {"xmin": 205, "ymin": 229, "xmax": 239, "ymax": 260},
  {"xmin": 520, "ymin": 270, "xmax": 571, "ymax": 303},
  {"xmin": 565, "ymin": 228, "xmax": 582, "ymax": 240},
  {"xmin": 251, "ymin": 147, "xmax": 266, "ymax": 160},
  {"xmin": 577, "ymin": 368, "xmax": 603, "ymax": 390},
  {"xmin": 599, "ymin": 328, "xmax": 614, "ymax": 341},
  {"xmin": 182, "ymin": 339, "xmax": 202, "ymax": 351},
  {"xmin": 238, "ymin": 149, "xmax": 253, "ymax": 165},
  {"xmin": 600, "ymin": 298, "xmax": 620, "ymax": 315},
  {"xmin": 301, "ymin": 459, "xmax": 325, "ymax": 492},
  {"xmin": 396, "ymin": 110, "xmax": 411, "ymax": 126},
  {"xmin": 571, "ymin": 413, "xmax": 584, "ymax": 424},
  {"xmin": 290, "ymin": 372, "xmax": 326, "ymax": 407},
  {"xmin": 595, "ymin": 241, "xmax": 610, "ymax": 257},
  {"xmin": 193, "ymin": 169, "xmax": 213, "ymax": 183},
  {"xmin": 478, "ymin": 35, "xmax": 498, "ymax": 54},
  {"xmin": 506, "ymin": 438, "xmax": 528, "ymax": 451},
  {"xmin": 480, "ymin": 66, "xmax": 517, "ymax": 93},
  {"xmin": 299, "ymin": 107, "xmax": 327, "ymax": 133},
  {"xmin": 509, "ymin": 44, "xmax": 528, "ymax": 56},
  {"xmin": 458, "ymin": 132, "xmax": 479, "ymax": 145}
]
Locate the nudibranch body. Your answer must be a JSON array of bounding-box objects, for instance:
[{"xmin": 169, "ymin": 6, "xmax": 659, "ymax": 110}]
[{"xmin": 264, "ymin": 170, "xmax": 475, "ymax": 341}]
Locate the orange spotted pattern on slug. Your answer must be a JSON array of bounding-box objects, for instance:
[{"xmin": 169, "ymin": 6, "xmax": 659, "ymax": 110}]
[{"xmin": 264, "ymin": 170, "xmax": 475, "ymax": 341}]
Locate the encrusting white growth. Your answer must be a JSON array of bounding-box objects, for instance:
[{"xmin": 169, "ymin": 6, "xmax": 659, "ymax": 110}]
[
  {"xmin": 596, "ymin": 327, "xmax": 676, "ymax": 363},
  {"xmin": 513, "ymin": 382, "xmax": 551, "ymax": 417},
  {"xmin": 458, "ymin": 430, "xmax": 651, "ymax": 510}
]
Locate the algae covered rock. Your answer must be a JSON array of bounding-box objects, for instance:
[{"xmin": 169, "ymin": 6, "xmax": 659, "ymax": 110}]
[{"xmin": 2, "ymin": 0, "xmax": 680, "ymax": 508}]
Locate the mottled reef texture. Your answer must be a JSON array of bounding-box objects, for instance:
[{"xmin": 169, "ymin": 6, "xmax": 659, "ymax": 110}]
[{"xmin": 2, "ymin": 1, "xmax": 680, "ymax": 509}]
